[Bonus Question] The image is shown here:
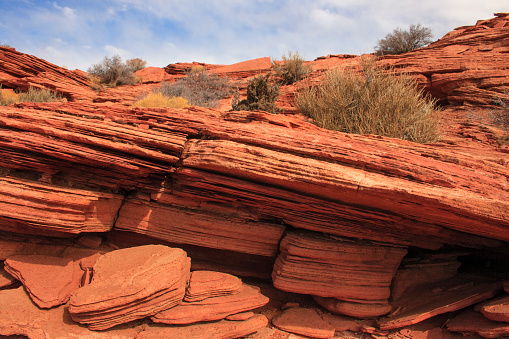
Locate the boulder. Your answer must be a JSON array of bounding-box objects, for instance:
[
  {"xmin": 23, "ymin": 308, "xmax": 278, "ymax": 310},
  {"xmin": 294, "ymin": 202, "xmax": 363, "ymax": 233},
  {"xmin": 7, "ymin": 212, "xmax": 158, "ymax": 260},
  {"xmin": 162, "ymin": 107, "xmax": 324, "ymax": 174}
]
[{"xmin": 69, "ymin": 245, "xmax": 190, "ymax": 330}]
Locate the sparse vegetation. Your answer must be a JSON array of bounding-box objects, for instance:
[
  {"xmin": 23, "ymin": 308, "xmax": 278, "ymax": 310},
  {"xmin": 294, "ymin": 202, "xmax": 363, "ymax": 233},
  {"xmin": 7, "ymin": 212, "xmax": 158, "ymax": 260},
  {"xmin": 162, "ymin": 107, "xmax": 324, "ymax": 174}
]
[
  {"xmin": 0, "ymin": 86, "xmax": 63, "ymax": 105},
  {"xmin": 155, "ymin": 69, "xmax": 232, "ymax": 107},
  {"xmin": 491, "ymin": 92, "xmax": 509, "ymax": 137},
  {"xmin": 132, "ymin": 93, "xmax": 189, "ymax": 109},
  {"xmin": 232, "ymin": 74, "xmax": 280, "ymax": 113},
  {"xmin": 0, "ymin": 42, "xmax": 11, "ymax": 48},
  {"xmin": 126, "ymin": 58, "xmax": 147, "ymax": 72},
  {"xmin": 296, "ymin": 59, "xmax": 441, "ymax": 143},
  {"xmin": 375, "ymin": 24, "xmax": 433, "ymax": 55},
  {"xmin": 87, "ymin": 55, "xmax": 146, "ymax": 87},
  {"xmin": 272, "ymin": 51, "xmax": 312, "ymax": 85}
]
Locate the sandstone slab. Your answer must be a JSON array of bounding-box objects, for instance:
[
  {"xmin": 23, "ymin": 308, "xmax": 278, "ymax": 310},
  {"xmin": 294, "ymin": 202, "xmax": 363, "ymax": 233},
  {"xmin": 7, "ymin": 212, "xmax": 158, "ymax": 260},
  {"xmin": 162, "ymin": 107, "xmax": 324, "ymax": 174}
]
[
  {"xmin": 184, "ymin": 270, "xmax": 243, "ymax": 302},
  {"xmin": 447, "ymin": 309, "xmax": 509, "ymax": 338},
  {"xmin": 480, "ymin": 294, "xmax": 509, "ymax": 322},
  {"xmin": 4, "ymin": 254, "xmax": 83, "ymax": 308},
  {"xmin": 272, "ymin": 307, "xmax": 335, "ymax": 339},
  {"xmin": 0, "ymin": 286, "xmax": 140, "ymax": 338},
  {"xmin": 272, "ymin": 231, "xmax": 406, "ymax": 301},
  {"xmin": 138, "ymin": 314, "xmax": 268, "ymax": 339},
  {"xmin": 69, "ymin": 245, "xmax": 190, "ymax": 330},
  {"xmin": 151, "ymin": 283, "xmax": 268, "ymax": 324},
  {"xmin": 378, "ymin": 275, "xmax": 503, "ymax": 330}
]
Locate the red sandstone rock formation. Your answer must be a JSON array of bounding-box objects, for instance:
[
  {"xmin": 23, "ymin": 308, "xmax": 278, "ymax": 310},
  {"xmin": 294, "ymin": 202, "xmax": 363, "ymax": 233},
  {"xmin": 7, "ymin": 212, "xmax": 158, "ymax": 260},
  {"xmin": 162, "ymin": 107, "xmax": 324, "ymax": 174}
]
[
  {"xmin": 0, "ymin": 12, "xmax": 508, "ymax": 339},
  {"xmin": 0, "ymin": 46, "xmax": 97, "ymax": 101}
]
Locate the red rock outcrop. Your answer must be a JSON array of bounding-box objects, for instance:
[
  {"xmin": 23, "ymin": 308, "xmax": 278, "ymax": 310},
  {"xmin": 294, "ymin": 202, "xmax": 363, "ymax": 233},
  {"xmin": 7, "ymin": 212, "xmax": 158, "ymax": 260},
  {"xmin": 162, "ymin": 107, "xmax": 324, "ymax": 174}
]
[
  {"xmin": 184, "ymin": 271, "xmax": 243, "ymax": 302},
  {"xmin": 272, "ymin": 307, "xmax": 336, "ymax": 339},
  {"xmin": 447, "ymin": 309, "xmax": 509, "ymax": 338},
  {"xmin": 0, "ymin": 46, "xmax": 97, "ymax": 101}
]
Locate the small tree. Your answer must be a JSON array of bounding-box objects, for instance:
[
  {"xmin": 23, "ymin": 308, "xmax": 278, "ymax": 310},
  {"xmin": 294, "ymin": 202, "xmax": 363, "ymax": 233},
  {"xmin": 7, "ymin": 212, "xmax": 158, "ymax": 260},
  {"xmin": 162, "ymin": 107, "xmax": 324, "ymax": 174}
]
[
  {"xmin": 87, "ymin": 55, "xmax": 145, "ymax": 87},
  {"xmin": 126, "ymin": 58, "xmax": 147, "ymax": 72},
  {"xmin": 375, "ymin": 24, "xmax": 433, "ymax": 55}
]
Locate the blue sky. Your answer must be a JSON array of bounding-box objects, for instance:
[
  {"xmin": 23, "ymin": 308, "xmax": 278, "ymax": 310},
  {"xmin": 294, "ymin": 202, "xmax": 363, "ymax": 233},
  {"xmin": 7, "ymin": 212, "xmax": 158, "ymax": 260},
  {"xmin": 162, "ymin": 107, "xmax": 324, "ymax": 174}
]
[{"xmin": 0, "ymin": 1, "xmax": 507, "ymax": 71}]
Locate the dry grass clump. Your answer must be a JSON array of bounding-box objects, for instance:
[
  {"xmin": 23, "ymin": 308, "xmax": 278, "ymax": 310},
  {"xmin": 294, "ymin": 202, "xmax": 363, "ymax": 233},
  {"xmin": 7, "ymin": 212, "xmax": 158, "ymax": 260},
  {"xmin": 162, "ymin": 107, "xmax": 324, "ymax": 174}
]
[
  {"xmin": 492, "ymin": 92, "xmax": 509, "ymax": 130},
  {"xmin": 232, "ymin": 74, "xmax": 280, "ymax": 113},
  {"xmin": 132, "ymin": 93, "xmax": 189, "ymax": 109},
  {"xmin": 296, "ymin": 60, "xmax": 441, "ymax": 143},
  {"xmin": 0, "ymin": 89, "xmax": 19, "ymax": 105},
  {"xmin": 156, "ymin": 69, "xmax": 232, "ymax": 107},
  {"xmin": 0, "ymin": 86, "xmax": 63, "ymax": 105},
  {"xmin": 272, "ymin": 51, "xmax": 312, "ymax": 85}
]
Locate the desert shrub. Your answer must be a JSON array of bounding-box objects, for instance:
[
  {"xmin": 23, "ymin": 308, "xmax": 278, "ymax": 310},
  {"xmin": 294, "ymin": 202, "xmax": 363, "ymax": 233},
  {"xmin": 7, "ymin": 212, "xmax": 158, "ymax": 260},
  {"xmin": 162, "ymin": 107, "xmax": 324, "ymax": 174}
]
[
  {"xmin": 156, "ymin": 69, "xmax": 232, "ymax": 107},
  {"xmin": 232, "ymin": 74, "xmax": 280, "ymax": 113},
  {"xmin": 132, "ymin": 92, "xmax": 189, "ymax": 108},
  {"xmin": 375, "ymin": 24, "xmax": 433, "ymax": 55},
  {"xmin": 126, "ymin": 58, "xmax": 147, "ymax": 72},
  {"xmin": 272, "ymin": 51, "xmax": 312, "ymax": 85},
  {"xmin": 491, "ymin": 92, "xmax": 509, "ymax": 132},
  {"xmin": 0, "ymin": 42, "xmax": 11, "ymax": 48},
  {"xmin": 87, "ymin": 55, "xmax": 144, "ymax": 87},
  {"xmin": 296, "ymin": 60, "xmax": 441, "ymax": 143}
]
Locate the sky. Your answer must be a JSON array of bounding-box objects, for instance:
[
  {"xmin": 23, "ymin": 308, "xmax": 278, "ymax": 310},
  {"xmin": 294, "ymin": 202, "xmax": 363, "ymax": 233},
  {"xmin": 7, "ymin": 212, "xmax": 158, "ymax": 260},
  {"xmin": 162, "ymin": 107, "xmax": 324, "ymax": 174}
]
[{"xmin": 0, "ymin": 1, "xmax": 507, "ymax": 71}]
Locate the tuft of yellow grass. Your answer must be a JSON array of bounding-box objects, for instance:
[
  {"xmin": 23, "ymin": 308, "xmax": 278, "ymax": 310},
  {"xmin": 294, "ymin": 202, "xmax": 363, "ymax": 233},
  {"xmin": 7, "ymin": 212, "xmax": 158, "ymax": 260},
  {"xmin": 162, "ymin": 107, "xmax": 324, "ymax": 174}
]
[
  {"xmin": 133, "ymin": 92, "xmax": 190, "ymax": 109},
  {"xmin": 0, "ymin": 90, "xmax": 20, "ymax": 105}
]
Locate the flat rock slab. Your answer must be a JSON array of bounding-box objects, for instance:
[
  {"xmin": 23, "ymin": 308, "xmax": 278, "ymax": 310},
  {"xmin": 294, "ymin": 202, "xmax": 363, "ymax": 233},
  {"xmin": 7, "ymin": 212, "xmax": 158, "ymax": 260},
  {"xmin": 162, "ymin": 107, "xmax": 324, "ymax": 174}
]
[
  {"xmin": 4, "ymin": 254, "xmax": 83, "ymax": 308},
  {"xmin": 481, "ymin": 294, "xmax": 509, "ymax": 322},
  {"xmin": 272, "ymin": 231, "xmax": 407, "ymax": 301},
  {"xmin": 184, "ymin": 270, "xmax": 243, "ymax": 302},
  {"xmin": 314, "ymin": 296, "xmax": 392, "ymax": 318},
  {"xmin": 151, "ymin": 283, "xmax": 268, "ymax": 324},
  {"xmin": 137, "ymin": 314, "xmax": 268, "ymax": 339},
  {"xmin": 447, "ymin": 309, "xmax": 509, "ymax": 338},
  {"xmin": 378, "ymin": 275, "xmax": 503, "ymax": 330},
  {"xmin": 272, "ymin": 307, "xmax": 335, "ymax": 339},
  {"xmin": 69, "ymin": 245, "xmax": 190, "ymax": 330},
  {"xmin": 0, "ymin": 286, "xmax": 140, "ymax": 338}
]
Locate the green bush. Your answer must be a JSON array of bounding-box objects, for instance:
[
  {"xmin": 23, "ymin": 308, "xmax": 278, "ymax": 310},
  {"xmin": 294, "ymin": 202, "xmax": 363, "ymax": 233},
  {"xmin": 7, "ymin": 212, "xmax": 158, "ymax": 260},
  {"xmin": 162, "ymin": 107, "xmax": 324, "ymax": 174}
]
[
  {"xmin": 87, "ymin": 55, "xmax": 145, "ymax": 87},
  {"xmin": 232, "ymin": 75, "xmax": 280, "ymax": 113},
  {"xmin": 375, "ymin": 24, "xmax": 433, "ymax": 55},
  {"xmin": 296, "ymin": 59, "xmax": 441, "ymax": 143},
  {"xmin": 272, "ymin": 51, "xmax": 312, "ymax": 85},
  {"xmin": 156, "ymin": 69, "xmax": 232, "ymax": 107}
]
